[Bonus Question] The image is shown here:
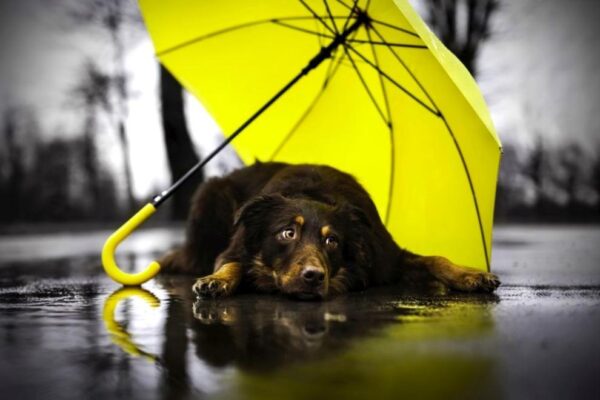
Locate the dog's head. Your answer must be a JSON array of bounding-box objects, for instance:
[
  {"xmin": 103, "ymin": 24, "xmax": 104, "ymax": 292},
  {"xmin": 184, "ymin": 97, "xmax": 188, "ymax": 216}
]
[{"xmin": 234, "ymin": 194, "xmax": 373, "ymax": 300}]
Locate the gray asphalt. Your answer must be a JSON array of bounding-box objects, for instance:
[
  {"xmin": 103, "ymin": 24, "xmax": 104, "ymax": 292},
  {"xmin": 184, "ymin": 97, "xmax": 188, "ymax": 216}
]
[{"xmin": 0, "ymin": 225, "xmax": 598, "ymax": 400}]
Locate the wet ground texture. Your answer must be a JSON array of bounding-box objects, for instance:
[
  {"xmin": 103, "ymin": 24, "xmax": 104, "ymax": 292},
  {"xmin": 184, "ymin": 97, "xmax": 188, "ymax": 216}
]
[{"xmin": 0, "ymin": 225, "xmax": 599, "ymax": 399}]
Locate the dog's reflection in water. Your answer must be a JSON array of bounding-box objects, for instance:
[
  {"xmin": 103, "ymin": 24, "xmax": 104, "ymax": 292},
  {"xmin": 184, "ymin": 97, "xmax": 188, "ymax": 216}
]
[
  {"xmin": 158, "ymin": 278, "xmax": 497, "ymax": 373},
  {"xmin": 190, "ymin": 295, "xmax": 390, "ymax": 370}
]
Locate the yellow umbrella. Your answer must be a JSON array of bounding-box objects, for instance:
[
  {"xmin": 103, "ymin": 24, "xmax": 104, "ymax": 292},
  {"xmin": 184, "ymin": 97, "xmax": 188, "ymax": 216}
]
[{"xmin": 102, "ymin": 0, "xmax": 501, "ymax": 286}]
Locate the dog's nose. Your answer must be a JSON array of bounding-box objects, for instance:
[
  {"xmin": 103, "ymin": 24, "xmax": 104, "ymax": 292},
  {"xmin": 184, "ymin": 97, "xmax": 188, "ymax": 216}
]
[{"xmin": 301, "ymin": 266, "xmax": 325, "ymax": 286}]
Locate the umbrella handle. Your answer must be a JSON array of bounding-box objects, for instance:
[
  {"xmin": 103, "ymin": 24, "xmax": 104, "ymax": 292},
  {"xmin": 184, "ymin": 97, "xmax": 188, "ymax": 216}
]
[{"xmin": 102, "ymin": 203, "xmax": 161, "ymax": 286}]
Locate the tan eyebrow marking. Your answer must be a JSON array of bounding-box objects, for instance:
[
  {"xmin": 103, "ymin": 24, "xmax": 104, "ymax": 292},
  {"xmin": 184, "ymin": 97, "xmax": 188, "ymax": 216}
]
[
  {"xmin": 321, "ymin": 225, "xmax": 331, "ymax": 237},
  {"xmin": 294, "ymin": 216, "xmax": 304, "ymax": 226}
]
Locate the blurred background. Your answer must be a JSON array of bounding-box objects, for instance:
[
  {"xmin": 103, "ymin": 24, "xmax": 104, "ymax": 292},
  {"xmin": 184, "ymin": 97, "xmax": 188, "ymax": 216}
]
[
  {"xmin": 1, "ymin": 2, "xmax": 599, "ymax": 398},
  {"xmin": 0, "ymin": 0, "xmax": 599, "ymax": 230}
]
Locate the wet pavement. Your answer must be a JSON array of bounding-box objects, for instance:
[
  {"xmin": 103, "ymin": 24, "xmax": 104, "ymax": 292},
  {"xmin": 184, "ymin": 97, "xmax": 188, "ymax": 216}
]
[{"xmin": 0, "ymin": 225, "xmax": 599, "ymax": 399}]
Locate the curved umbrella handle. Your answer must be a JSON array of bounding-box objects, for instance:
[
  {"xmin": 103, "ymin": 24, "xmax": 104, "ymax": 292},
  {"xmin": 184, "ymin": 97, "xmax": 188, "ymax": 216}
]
[{"xmin": 102, "ymin": 203, "xmax": 161, "ymax": 286}]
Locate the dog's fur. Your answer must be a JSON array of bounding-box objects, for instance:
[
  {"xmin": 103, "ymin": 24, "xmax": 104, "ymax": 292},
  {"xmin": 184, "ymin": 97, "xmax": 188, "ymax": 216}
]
[{"xmin": 161, "ymin": 162, "xmax": 500, "ymax": 299}]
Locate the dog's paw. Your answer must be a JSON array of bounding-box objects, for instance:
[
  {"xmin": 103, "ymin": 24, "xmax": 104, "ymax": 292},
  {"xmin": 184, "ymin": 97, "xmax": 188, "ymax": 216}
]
[
  {"xmin": 192, "ymin": 275, "xmax": 232, "ymax": 298},
  {"xmin": 457, "ymin": 271, "xmax": 501, "ymax": 293}
]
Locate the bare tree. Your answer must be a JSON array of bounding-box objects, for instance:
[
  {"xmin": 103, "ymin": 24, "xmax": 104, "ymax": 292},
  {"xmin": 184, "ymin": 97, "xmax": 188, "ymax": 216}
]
[
  {"xmin": 522, "ymin": 136, "xmax": 544, "ymax": 209},
  {"xmin": 0, "ymin": 106, "xmax": 41, "ymax": 222},
  {"xmin": 64, "ymin": 0, "xmax": 203, "ymax": 217},
  {"xmin": 0, "ymin": 108, "xmax": 26, "ymax": 222},
  {"xmin": 594, "ymin": 146, "xmax": 600, "ymax": 212},
  {"xmin": 66, "ymin": 0, "xmax": 141, "ymax": 212},
  {"xmin": 494, "ymin": 143, "xmax": 524, "ymax": 219},
  {"xmin": 560, "ymin": 143, "xmax": 584, "ymax": 209},
  {"xmin": 423, "ymin": 0, "xmax": 499, "ymax": 75},
  {"xmin": 35, "ymin": 139, "xmax": 79, "ymax": 221},
  {"xmin": 71, "ymin": 60, "xmax": 111, "ymax": 213}
]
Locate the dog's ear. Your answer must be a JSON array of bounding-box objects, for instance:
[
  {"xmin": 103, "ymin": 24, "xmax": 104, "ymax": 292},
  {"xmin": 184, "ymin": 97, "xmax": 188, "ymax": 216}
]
[
  {"xmin": 234, "ymin": 194, "xmax": 288, "ymax": 228},
  {"xmin": 336, "ymin": 202, "xmax": 372, "ymax": 230},
  {"xmin": 336, "ymin": 203, "xmax": 374, "ymax": 273},
  {"xmin": 234, "ymin": 194, "xmax": 289, "ymax": 252}
]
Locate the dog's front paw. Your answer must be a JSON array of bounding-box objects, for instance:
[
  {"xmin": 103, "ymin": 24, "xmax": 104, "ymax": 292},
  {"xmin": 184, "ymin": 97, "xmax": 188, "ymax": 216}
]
[
  {"xmin": 457, "ymin": 271, "xmax": 501, "ymax": 293},
  {"xmin": 192, "ymin": 275, "xmax": 233, "ymax": 298}
]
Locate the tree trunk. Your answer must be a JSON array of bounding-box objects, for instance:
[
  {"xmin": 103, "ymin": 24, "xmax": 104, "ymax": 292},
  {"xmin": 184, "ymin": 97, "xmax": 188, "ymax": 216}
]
[
  {"xmin": 3, "ymin": 112, "xmax": 24, "ymax": 222},
  {"xmin": 117, "ymin": 120, "xmax": 136, "ymax": 213},
  {"xmin": 82, "ymin": 110, "xmax": 102, "ymax": 215},
  {"xmin": 159, "ymin": 64, "xmax": 202, "ymax": 220}
]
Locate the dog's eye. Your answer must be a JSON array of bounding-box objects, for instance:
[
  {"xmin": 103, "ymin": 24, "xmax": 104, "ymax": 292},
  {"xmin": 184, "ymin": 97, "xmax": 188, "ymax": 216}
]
[
  {"xmin": 280, "ymin": 228, "xmax": 296, "ymax": 240},
  {"xmin": 324, "ymin": 236, "xmax": 338, "ymax": 249}
]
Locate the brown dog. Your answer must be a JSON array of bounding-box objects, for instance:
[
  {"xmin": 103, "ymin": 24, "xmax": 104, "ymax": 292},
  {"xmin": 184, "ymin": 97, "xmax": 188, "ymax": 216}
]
[{"xmin": 161, "ymin": 162, "xmax": 500, "ymax": 299}]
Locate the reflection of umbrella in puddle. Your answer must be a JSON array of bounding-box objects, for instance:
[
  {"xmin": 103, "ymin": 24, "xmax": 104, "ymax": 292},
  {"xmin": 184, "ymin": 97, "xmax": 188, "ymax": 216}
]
[
  {"xmin": 102, "ymin": 0, "xmax": 501, "ymax": 286},
  {"xmin": 102, "ymin": 287, "xmax": 161, "ymax": 364}
]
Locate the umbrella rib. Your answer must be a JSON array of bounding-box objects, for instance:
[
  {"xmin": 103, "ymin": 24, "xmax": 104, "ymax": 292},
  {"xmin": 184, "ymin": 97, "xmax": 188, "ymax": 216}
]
[
  {"xmin": 369, "ymin": 18, "xmax": 420, "ymax": 38},
  {"xmin": 342, "ymin": 0, "xmax": 359, "ymax": 31},
  {"xmin": 366, "ymin": 29, "xmax": 392, "ymax": 125},
  {"xmin": 366, "ymin": 27, "xmax": 394, "ymax": 225},
  {"xmin": 342, "ymin": 44, "xmax": 389, "ymax": 127},
  {"xmin": 369, "ymin": 24, "xmax": 438, "ymax": 111},
  {"xmin": 272, "ymin": 21, "xmax": 423, "ymax": 49},
  {"xmin": 323, "ymin": 0, "xmax": 340, "ymax": 34},
  {"xmin": 439, "ymin": 116, "xmax": 492, "ymax": 271},
  {"xmin": 321, "ymin": 49, "xmax": 345, "ymax": 91},
  {"xmin": 157, "ymin": 19, "xmax": 268, "ymax": 56},
  {"xmin": 348, "ymin": 39, "xmax": 427, "ymax": 48},
  {"xmin": 156, "ymin": 16, "xmax": 344, "ymax": 56},
  {"xmin": 272, "ymin": 20, "xmax": 333, "ymax": 40},
  {"xmin": 298, "ymin": 0, "xmax": 337, "ymax": 35},
  {"xmin": 316, "ymin": 15, "xmax": 325, "ymax": 48},
  {"xmin": 335, "ymin": 0, "xmax": 353, "ymax": 11},
  {"xmin": 269, "ymin": 50, "xmax": 347, "ymax": 160},
  {"xmin": 369, "ymin": 25, "xmax": 491, "ymax": 270},
  {"xmin": 344, "ymin": 43, "xmax": 439, "ymax": 116}
]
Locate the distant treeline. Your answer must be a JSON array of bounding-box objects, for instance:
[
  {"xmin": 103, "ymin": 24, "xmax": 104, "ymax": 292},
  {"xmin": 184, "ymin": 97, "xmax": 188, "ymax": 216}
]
[
  {"xmin": 1, "ymin": 106, "xmax": 599, "ymax": 225},
  {"xmin": 0, "ymin": 106, "xmax": 124, "ymax": 223},
  {"xmin": 495, "ymin": 139, "xmax": 600, "ymax": 223}
]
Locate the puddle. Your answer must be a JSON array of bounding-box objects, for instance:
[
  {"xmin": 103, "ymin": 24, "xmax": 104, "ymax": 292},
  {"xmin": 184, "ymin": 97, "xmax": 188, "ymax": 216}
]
[{"xmin": 0, "ymin": 226, "xmax": 599, "ymax": 399}]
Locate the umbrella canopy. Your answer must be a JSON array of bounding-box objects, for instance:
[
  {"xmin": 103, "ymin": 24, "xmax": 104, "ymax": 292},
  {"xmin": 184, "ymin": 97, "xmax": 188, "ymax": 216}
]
[{"xmin": 139, "ymin": 0, "xmax": 501, "ymax": 272}]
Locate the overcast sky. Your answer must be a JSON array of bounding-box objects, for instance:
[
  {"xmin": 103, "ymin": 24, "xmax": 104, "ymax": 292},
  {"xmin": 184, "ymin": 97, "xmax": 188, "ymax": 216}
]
[
  {"xmin": 1, "ymin": 0, "xmax": 599, "ymax": 198},
  {"xmin": 476, "ymin": 0, "xmax": 600, "ymax": 148}
]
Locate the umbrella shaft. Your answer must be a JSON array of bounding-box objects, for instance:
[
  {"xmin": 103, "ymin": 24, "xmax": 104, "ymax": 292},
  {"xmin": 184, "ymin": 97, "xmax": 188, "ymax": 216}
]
[{"xmin": 152, "ymin": 13, "xmax": 366, "ymax": 207}]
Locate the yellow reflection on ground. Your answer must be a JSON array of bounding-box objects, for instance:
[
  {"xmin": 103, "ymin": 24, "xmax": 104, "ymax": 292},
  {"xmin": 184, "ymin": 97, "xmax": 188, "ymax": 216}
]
[
  {"xmin": 218, "ymin": 298, "xmax": 500, "ymax": 400},
  {"xmin": 102, "ymin": 287, "xmax": 161, "ymax": 363}
]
